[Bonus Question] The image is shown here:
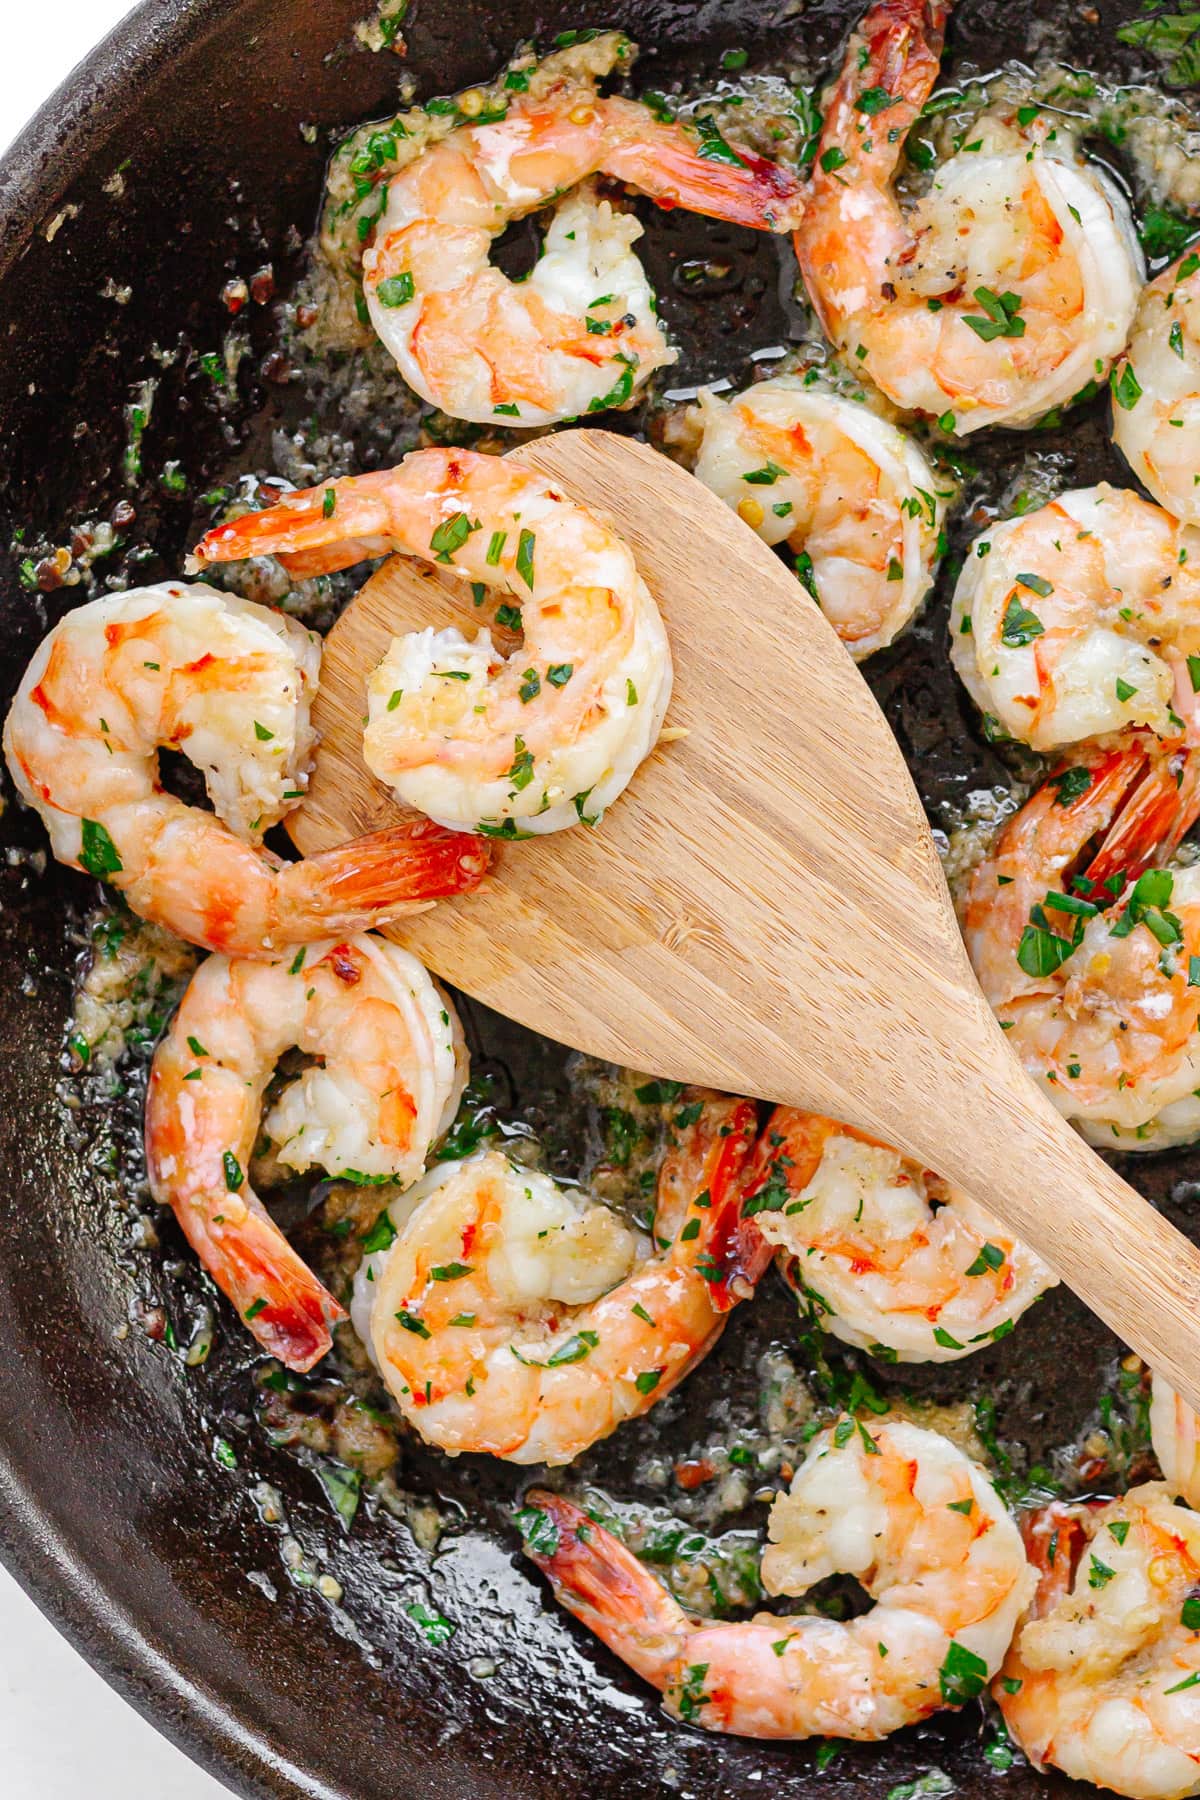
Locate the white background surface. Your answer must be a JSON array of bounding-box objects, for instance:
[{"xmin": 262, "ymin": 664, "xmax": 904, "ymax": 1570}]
[{"xmin": 1, "ymin": 4, "xmax": 234, "ymax": 1796}]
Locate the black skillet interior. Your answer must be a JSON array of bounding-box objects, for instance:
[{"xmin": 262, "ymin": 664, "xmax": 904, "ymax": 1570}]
[{"xmin": 0, "ymin": 0, "xmax": 1194, "ymax": 1795}]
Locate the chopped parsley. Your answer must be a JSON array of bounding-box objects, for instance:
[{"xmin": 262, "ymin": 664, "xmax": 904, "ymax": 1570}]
[
  {"xmin": 515, "ymin": 528, "xmax": 536, "ymax": 589},
  {"xmin": 1111, "ymin": 361, "xmax": 1143, "ymax": 411},
  {"xmin": 376, "ymin": 272, "xmax": 415, "ymax": 307},
  {"xmin": 396, "ymin": 1309, "xmax": 431, "ymax": 1338},
  {"xmin": 430, "ymin": 512, "xmax": 477, "ymax": 562},
  {"xmin": 963, "ymin": 286, "xmax": 1026, "ymax": 341},
  {"xmin": 513, "ymin": 1504, "xmax": 559, "ymax": 1556},
  {"xmin": 407, "ymin": 1601, "xmax": 456, "ymax": 1645},
  {"xmin": 360, "ymin": 1212, "xmax": 397, "ymax": 1253},
  {"xmin": 965, "ymin": 1241, "xmax": 1006, "ymax": 1275},
  {"xmin": 938, "ymin": 1639, "xmax": 988, "ymax": 1704},
  {"xmin": 79, "ymin": 819, "xmax": 123, "ymax": 880},
  {"xmin": 693, "ymin": 114, "xmax": 746, "ymax": 166}
]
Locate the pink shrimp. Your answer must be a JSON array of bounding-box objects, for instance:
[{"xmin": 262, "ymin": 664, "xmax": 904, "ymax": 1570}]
[
  {"xmin": 963, "ymin": 734, "xmax": 1200, "ymax": 1148},
  {"xmin": 359, "ymin": 42, "xmax": 805, "ymax": 425},
  {"xmin": 795, "ymin": 0, "xmax": 1141, "ymax": 431},
  {"xmin": 522, "ymin": 1415, "xmax": 1032, "ymax": 1737},
  {"xmin": 3, "ymin": 582, "xmax": 489, "ymax": 953},
  {"xmin": 146, "ymin": 933, "xmax": 465, "ymax": 1371}
]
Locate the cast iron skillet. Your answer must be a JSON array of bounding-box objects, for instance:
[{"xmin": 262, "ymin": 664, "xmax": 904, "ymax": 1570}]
[{"xmin": 0, "ymin": 0, "xmax": 1194, "ymax": 1795}]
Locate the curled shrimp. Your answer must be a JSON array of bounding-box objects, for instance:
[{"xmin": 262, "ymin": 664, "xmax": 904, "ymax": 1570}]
[
  {"xmin": 962, "ymin": 734, "xmax": 1200, "ymax": 1149},
  {"xmin": 950, "ymin": 486, "xmax": 1200, "ymax": 752},
  {"xmin": 349, "ymin": 1093, "xmax": 760, "ymax": 1464},
  {"xmin": 146, "ymin": 932, "xmax": 465, "ymax": 1371},
  {"xmin": 741, "ymin": 1108, "xmax": 1055, "ymax": 1361},
  {"xmin": 193, "ymin": 450, "xmax": 672, "ymax": 835},
  {"xmin": 997, "ymin": 1488, "xmax": 1200, "ymax": 1799},
  {"xmin": 1112, "ymin": 246, "xmax": 1200, "ymax": 527},
  {"xmin": 360, "ymin": 47, "xmax": 804, "ymax": 426},
  {"xmin": 521, "ymin": 1417, "xmax": 1033, "ymax": 1738},
  {"xmin": 691, "ymin": 377, "xmax": 946, "ymax": 660},
  {"xmin": 795, "ymin": 0, "xmax": 1142, "ymax": 433},
  {"xmin": 2, "ymin": 583, "xmax": 489, "ymax": 953},
  {"xmin": 1151, "ymin": 1373, "xmax": 1200, "ymax": 1511}
]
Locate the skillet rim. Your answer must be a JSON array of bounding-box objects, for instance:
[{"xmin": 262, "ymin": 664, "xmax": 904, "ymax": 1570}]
[{"xmin": 0, "ymin": 16, "xmax": 322, "ymax": 1796}]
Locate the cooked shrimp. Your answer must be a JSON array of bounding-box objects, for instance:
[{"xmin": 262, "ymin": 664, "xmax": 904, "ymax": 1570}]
[
  {"xmin": 2, "ymin": 583, "xmax": 489, "ymax": 953},
  {"xmin": 691, "ymin": 378, "xmax": 946, "ymax": 659},
  {"xmin": 522, "ymin": 1417, "xmax": 1033, "ymax": 1737},
  {"xmin": 349, "ymin": 1093, "xmax": 760, "ymax": 1464},
  {"xmin": 146, "ymin": 932, "xmax": 465, "ymax": 1372},
  {"xmin": 997, "ymin": 1487, "xmax": 1200, "ymax": 1799},
  {"xmin": 1151, "ymin": 1373, "xmax": 1200, "ymax": 1511},
  {"xmin": 360, "ymin": 65, "xmax": 804, "ymax": 425},
  {"xmin": 962, "ymin": 735, "xmax": 1200, "ymax": 1149},
  {"xmin": 795, "ymin": 0, "xmax": 1142, "ymax": 433},
  {"xmin": 1112, "ymin": 246, "xmax": 1200, "ymax": 526},
  {"xmin": 741, "ymin": 1109, "xmax": 1055, "ymax": 1361},
  {"xmin": 950, "ymin": 486, "xmax": 1200, "ymax": 752},
  {"xmin": 193, "ymin": 451, "xmax": 672, "ymax": 835}
]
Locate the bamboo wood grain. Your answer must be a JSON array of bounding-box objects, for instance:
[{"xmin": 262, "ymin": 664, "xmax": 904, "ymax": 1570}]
[{"xmin": 289, "ymin": 428, "xmax": 1200, "ymax": 1409}]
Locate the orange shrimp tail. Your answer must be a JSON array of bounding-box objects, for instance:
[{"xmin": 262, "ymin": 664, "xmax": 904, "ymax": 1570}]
[
  {"xmin": 283, "ymin": 820, "xmax": 491, "ymax": 937},
  {"xmin": 798, "ymin": 0, "xmax": 949, "ymax": 336},
  {"xmin": 812, "ymin": 0, "xmax": 949, "ymax": 179},
  {"xmin": 699, "ymin": 1096, "xmax": 768, "ymax": 1309},
  {"xmin": 610, "ymin": 138, "xmax": 805, "ymax": 232},
  {"xmin": 206, "ymin": 1213, "xmax": 345, "ymax": 1373},
  {"xmin": 855, "ymin": 0, "xmax": 949, "ymax": 102},
  {"xmin": 155, "ymin": 1165, "xmax": 345, "ymax": 1374},
  {"xmin": 1084, "ymin": 743, "xmax": 1200, "ymax": 891},
  {"xmin": 1019, "ymin": 1500, "xmax": 1094, "ymax": 1616},
  {"xmin": 660, "ymin": 1093, "xmax": 763, "ymax": 1310},
  {"xmin": 520, "ymin": 1489, "xmax": 685, "ymax": 1681},
  {"xmin": 601, "ymin": 100, "xmax": 806, "ymax": 232},
  {"xmin": 190, "ymin": 475, "xmax": 396, "ymax": 576}
]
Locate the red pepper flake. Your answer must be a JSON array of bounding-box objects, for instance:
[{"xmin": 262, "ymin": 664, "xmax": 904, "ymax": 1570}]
[
  {"xmin": 221, "ymin": 277, "xmax": 249, "ymax": 315},
  {"xmin": 330, "ymin": 946, "xmax": 362, "ymax": 985}
]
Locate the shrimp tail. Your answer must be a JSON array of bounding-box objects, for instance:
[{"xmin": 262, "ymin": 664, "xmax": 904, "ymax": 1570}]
[
  {"xmin": 733, "ymin": 1110, "xmax": 853, "ymax": 1294},
  {"xmin": 146, "ymin": 1056, "xmax": 347, "ymax": 1372},
  {"xmin": 601, "ymin": 101, "xmax": 806, "ymax": 231},
  {"xmin": 189, "ymin": 475, "xmax": 398, "ymax": 577},
  {"xmin": 665, "ymin": 1093, "xmax": 764, "ymax": 1311},
  {"xmin": 277, "ymin": 820, "xmax": 491, "ymax": 939},
  {"xmin": 1084, "ymin": 743, "xmax": 1200, "ymax": 890},
  {"xmin": 799, "ymin": 0, "xmax": 949, "ymax": 338},
  {"xmin": 1057, "ymin": 738, "xmax": 1200, "ymax": 892},
  {"xmin": 184, "ymin": 1202, "xmax": 346, "ymax": 1372},
  {"xmin": 520, "ymin": 1489, "xmax": 689, "ymax": 1685},
  {"xmin": 1018, "ymin": 1501, "xmax": 1093, "ymax": 1616},
  {"xmin": 858, "ymin": 0, "xmax": 949, "ymax": 103},
  {"xmin": 708, "ymin": 1098, "xmax": 776, "ymax": 1308},
  {"xmin": 813, "ymin": 0, "xmax": 948, "ymax": 181}
]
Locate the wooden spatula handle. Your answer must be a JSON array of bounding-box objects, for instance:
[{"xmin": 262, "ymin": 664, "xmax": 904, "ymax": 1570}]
[{"xmin": 900, "ymin": 1037, "xmax": 1200, "ymax": 1408}]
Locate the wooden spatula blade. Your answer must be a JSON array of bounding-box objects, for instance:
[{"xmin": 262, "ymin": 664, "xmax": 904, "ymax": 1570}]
[
  {"xmin": 288, "ymin": 429, "xmax": 1200, "ymax": 1413},
  {"xmin": 289, "ymin": 430, "xmax": 972, "ymax": 1118}
]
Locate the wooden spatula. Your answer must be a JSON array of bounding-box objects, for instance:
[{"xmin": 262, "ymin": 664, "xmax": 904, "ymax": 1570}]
[{"xmin": 288, "ymin": 428, "xmax": 1200, "ymax": 1408}]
